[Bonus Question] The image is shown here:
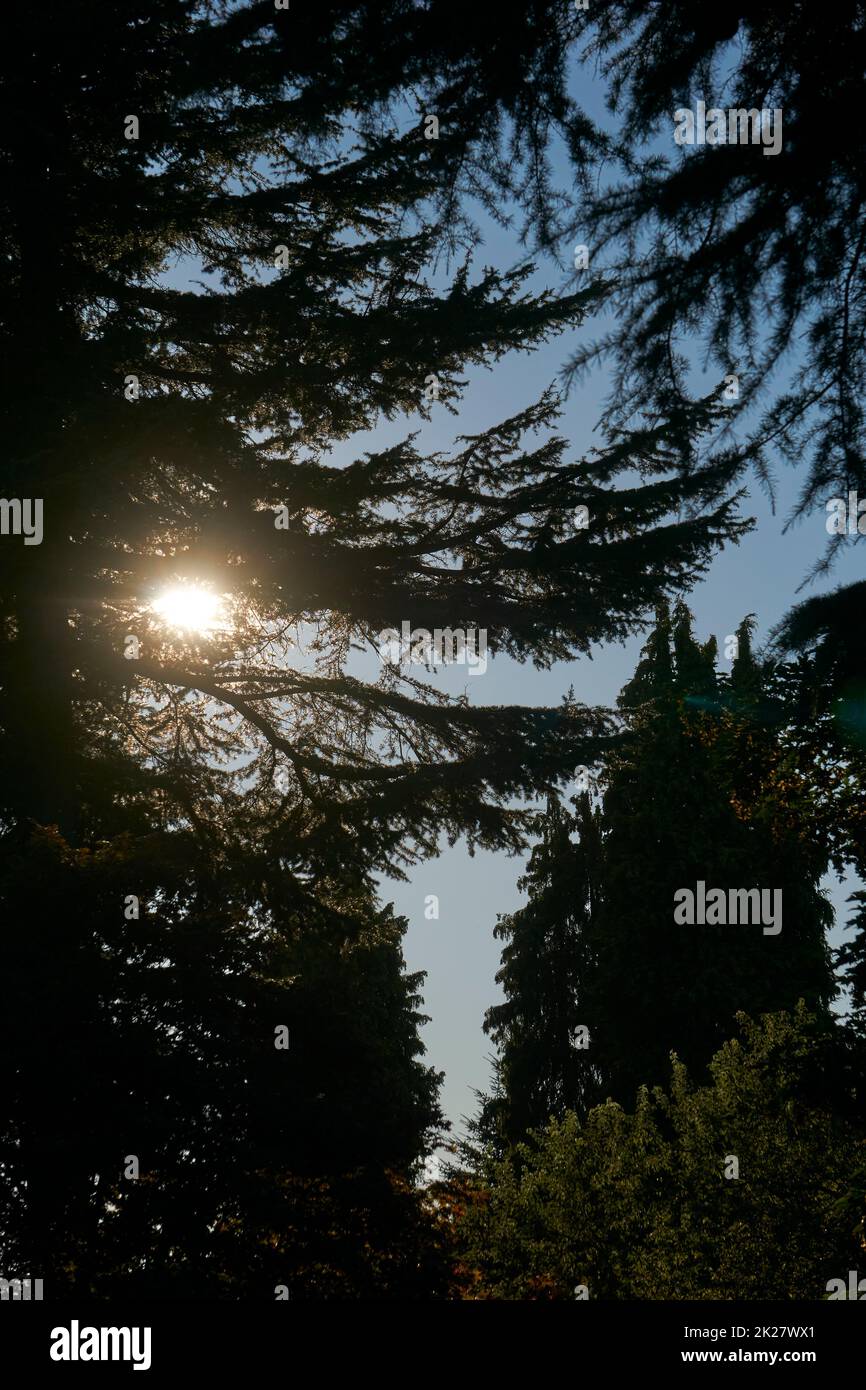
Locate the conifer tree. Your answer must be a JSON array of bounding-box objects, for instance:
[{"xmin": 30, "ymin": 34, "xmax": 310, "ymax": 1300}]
[
  {"xmin": 0, "ymin": 0, "xmax": 748, "ymax": 869},
  {"xmin": 481, "ymin": 791, "xmax": 603, "ymax": 1146},
  {"xmin": 589, "ymin": 602, "xmax": 835, "ymax": 1099},
  {"xmin": 481, "ymin": 602, "xmax": 839, "ymax": 1129},
  {"xmin": 0, "ymin": 823, "xmax": 446, "ymax": 1296},
  {"xmin": 566, "ymin": 4, "xmax": 866, "ymax": 624},
  {"xmin": 0, "ymin": 2, "xmax": 763, "ymax": 1295}
]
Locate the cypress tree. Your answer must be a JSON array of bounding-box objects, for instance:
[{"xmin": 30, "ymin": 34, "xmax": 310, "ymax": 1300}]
[
  {"xmin": 589, "ymin": 602, "xmax": 835, "ymax": 1099},
  {"xmin": 481, "ymin": 791, "xmax": 603, "ymax": 1146},
  {"xmin": 481, "ymin": 602, "xmax": 839, "ymax": 1131}
]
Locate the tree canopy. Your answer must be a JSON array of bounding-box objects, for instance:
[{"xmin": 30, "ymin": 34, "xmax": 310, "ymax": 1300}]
[
  {"xmin": 457, "ymin": 1008, "xmax": 866, "ymax": 1300},
  {"xmin": 0, "ymin": 0, "xmax": 753, "ymax": 879},
  {"xmin": 564, "ymin": 2, "xmax": 866, "ymax": 605}
]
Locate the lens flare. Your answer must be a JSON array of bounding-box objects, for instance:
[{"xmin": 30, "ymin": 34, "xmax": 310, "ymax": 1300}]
[{"xmin": 152, "ymin": 584, "xmax": 227, "ymax": 636}]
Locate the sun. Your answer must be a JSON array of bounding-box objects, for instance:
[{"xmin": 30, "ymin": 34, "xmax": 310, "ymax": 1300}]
[{"xmin": 152, "ymin": 583, "xmax": 228, "ymax": 636}]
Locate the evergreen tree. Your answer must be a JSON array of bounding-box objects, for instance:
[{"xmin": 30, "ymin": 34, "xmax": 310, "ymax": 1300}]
[
  {"xmin": 0, "ymin": 823, "xmax": 445, "ymax": 1297},
  {"xmin": 564, "ymin": 4, "xmax": 866, "ymax": 618},
  {"xmin": 0, "ymin": 0, "xmax": 748, "ymax": 867},
  {"xmin": 589, "ymin": 602, "xmax": 835, "ymax": 1099},
  {"xmin": 837, "ymin": 890, "xmax": 866, "ymax": 1033},
  {"xmin": 481, "ymin": 791, "xmax": 603, "ymax": 1146},
  {"xmin": 0, "ymin": 2, "xmax": 751, "ymax": 1293},
  {"xmin": 770, "ymin": 586, "xmax": 866, "ymax": 1037},
  {"xmin": 481, "ymin": 602, "xmax": 839, "ymax": 1129}
]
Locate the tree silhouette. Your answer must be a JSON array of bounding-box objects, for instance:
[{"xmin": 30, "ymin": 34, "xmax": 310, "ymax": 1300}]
[
  {"xmin": 0, "ymin": 0, "xmax": 749, "ymax": 867},
  {"xmin": 565, "ymin": 3, "xmax": 866, "ymax": 605},
  {"xmin": 481, "ymin": 792, "xmax": 603, "ymax": 1146},
  {"xmin": 481, "ymin": 604, "xmax": 842, "ymax": 1123},
  {"xmin": 0, "ymin": 1, "xmax": 780, "ymax": 1297}
]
